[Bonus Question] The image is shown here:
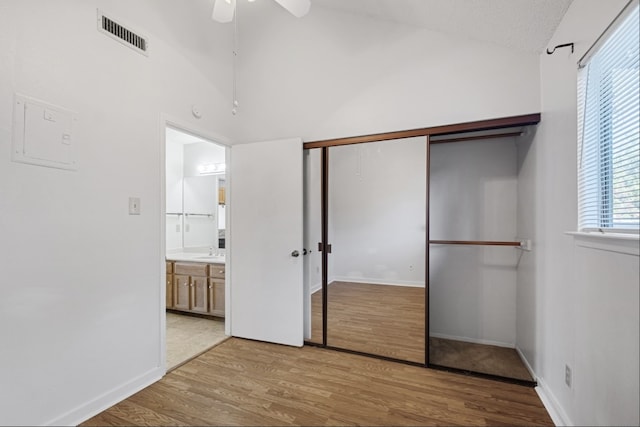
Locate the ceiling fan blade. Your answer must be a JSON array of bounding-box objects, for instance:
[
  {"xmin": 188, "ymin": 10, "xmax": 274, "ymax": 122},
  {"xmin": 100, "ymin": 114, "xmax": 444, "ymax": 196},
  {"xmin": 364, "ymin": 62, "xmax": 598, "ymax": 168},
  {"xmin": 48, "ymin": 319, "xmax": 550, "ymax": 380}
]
[
  {"xmin": 273, "ymin": 0, "xmax": 311, "ymax": 18},
  {"xmin": 212, "ymin": 0, "xmax": 236, "ymax": 23}
]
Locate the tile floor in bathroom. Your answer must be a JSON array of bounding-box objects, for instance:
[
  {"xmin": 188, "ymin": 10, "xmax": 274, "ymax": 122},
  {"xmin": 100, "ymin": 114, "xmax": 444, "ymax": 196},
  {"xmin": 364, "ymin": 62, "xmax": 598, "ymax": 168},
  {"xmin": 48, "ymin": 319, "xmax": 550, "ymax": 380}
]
[{"xmin": 166, "ymin": 312, "xmax": 228, "ymax": 371}]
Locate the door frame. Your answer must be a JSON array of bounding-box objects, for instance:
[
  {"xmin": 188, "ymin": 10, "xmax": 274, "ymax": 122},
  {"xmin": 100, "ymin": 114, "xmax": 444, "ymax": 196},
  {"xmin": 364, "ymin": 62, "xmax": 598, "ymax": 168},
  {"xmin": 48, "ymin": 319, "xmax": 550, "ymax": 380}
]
[{"xmin": 159, "ymin": 114, "xmax": 232, "ymax": 372}]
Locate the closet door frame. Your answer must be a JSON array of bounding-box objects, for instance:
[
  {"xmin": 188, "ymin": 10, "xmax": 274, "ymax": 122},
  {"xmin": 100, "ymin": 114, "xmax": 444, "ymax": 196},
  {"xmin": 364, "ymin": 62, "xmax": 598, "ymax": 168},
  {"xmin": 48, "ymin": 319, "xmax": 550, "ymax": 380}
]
[{"xmin": 303, "ymin": 113, "xmax": 541, "ymax": 376}]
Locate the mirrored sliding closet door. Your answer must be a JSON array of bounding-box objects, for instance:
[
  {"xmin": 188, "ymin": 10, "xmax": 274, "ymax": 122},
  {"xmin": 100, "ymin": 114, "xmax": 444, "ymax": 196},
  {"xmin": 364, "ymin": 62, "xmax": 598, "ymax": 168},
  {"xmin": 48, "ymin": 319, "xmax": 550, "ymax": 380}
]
[{"xmin": 326, "ymin": 138, "xmax": 426, "ymax": 364}]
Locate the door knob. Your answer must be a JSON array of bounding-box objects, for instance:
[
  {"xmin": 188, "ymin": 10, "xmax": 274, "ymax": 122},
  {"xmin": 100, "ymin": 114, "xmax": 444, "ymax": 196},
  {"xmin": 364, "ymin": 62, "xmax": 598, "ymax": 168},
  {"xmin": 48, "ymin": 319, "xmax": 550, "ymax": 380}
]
[{"xmin": 291, "ymin": 250, "xmax": 300, "ymax": 257}]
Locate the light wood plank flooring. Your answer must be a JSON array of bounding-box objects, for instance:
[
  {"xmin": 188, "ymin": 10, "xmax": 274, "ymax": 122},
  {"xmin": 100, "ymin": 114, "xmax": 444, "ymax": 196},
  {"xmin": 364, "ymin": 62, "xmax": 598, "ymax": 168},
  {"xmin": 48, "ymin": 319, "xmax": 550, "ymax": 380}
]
[
  {"xmin": 83, "ymin": 337, "xmax": 553, "ymax": 426},
  {"xmin": 311, "ymin": 281, "xmax": 425, "ymax": 363}
]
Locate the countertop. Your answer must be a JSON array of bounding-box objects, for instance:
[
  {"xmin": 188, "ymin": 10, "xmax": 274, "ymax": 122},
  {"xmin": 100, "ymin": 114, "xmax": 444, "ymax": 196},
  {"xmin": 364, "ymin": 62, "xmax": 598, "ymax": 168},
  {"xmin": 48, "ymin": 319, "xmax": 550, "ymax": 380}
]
[{"xmin": 166, "ymin": 252, "xmax": 226, "ymax": 264}]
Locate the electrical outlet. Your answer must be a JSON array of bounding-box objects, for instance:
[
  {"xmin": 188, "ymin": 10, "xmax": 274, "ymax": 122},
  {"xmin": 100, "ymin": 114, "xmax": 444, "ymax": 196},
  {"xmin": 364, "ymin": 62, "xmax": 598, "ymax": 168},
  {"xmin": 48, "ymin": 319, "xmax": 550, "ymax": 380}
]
[{"xmin": 565, "ymin": 364, "xmax": 572, "ymax": 388}]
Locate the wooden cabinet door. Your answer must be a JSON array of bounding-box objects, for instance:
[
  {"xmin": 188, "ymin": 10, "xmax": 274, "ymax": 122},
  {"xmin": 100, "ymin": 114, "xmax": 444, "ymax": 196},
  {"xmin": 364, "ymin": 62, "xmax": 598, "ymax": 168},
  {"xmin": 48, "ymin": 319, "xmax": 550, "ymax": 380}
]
[
  {"xmin": 166, "ymin": 274, "xmax": 174, "ymax": 308},
  {"xmin": 191, "ymin": 276, "xmax": 208, "ymax": 313},
  {"xmin": 208, "ymin": 278, "xmax": 225, "ymax": 317},
  {"xmin": 174, "ymin": 274, "xmax": 190, "ymax": 310}
]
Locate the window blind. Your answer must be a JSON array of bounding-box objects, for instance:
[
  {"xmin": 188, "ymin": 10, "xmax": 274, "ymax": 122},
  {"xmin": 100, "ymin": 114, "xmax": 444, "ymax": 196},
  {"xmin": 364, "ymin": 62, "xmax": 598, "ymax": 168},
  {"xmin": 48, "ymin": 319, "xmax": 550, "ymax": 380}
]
[{"xmin": 578, "ymin": 1, "xmax": 639, "ymax": 233}]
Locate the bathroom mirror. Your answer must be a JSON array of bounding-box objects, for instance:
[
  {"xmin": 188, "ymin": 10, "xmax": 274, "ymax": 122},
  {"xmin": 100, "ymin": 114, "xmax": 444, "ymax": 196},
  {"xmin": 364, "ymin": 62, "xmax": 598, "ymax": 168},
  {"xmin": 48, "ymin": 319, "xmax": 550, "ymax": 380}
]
[{"xmin": 166, "ymin": 126, "xmax": 226, "ymax": 252}]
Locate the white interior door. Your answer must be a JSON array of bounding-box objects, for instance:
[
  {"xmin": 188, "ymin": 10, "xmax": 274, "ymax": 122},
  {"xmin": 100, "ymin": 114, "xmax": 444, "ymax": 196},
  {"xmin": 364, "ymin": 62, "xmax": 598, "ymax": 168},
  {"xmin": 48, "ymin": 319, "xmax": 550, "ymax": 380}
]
[{"xmin": 229, "ymin": 137, "xmax": 303, "ymax": 347}]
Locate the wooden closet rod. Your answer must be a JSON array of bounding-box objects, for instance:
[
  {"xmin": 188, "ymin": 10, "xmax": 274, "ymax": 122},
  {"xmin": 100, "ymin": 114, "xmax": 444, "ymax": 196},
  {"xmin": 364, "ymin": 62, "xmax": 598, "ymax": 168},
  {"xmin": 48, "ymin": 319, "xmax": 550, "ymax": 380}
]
[{"xmin": 429, "ymin": 240, "xmax": 522, "ymax": 247}]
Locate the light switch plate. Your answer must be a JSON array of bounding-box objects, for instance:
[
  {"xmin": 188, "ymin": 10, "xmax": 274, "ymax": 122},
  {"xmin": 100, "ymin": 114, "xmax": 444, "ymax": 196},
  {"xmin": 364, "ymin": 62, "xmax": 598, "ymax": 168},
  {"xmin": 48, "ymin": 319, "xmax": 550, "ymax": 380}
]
[{"xmin": 129, "ymin": 197, "xmax": 141, "ymax": 215}]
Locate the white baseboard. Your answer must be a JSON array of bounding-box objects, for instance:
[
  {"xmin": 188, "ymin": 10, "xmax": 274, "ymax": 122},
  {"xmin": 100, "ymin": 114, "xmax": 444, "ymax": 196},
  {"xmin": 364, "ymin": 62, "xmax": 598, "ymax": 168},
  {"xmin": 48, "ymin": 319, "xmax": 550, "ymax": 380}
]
[
  {"xmin": 330, "ymin": 276, "xmax": 425, "ymax": 288},
  {"xmin": 309, "ymin": 281, "xmax": 322, "ymax": 294},
  {"xmin": 46, "ymin": 366, "xmax": 164, "ymax": 426},
  {"xmin": 535, "ymin": 377, "xmax": 572, "ymax": 426},
  {"xmin": 515, "ymin": 346, "xmax": 537, "ymax": 380},
  {"xmin": 429, "ymin": 332, "xmax": 513, "ymax": 348}
]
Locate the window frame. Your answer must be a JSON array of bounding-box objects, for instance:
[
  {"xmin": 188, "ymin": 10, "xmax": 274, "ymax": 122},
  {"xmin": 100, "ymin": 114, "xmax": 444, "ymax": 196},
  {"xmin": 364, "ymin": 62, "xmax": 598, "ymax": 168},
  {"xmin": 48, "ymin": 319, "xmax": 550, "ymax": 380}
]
[{"xmin": 577, "ymin": 0, "xmax": 640, "ymax": 236}]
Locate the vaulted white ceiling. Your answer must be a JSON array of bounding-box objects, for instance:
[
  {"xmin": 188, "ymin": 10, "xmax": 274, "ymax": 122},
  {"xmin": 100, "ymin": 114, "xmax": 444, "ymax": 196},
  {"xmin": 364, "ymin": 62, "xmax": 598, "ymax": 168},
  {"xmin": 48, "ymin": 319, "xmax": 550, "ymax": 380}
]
[{"xmin": 315, "ymin": 0, "xmax": 574, "ymax": 53}]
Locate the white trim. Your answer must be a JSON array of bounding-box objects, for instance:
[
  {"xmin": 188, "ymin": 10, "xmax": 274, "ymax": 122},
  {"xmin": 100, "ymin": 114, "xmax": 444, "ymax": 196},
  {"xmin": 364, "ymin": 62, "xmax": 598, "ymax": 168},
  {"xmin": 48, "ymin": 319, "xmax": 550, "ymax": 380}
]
[
  {"xmin": 47, "ymin": 367, "xmax": 163, "ymax": 426},
  {"xmin": 225, "ymin": 144, "xmax": 231, "ymax": 337},
  {"xmin": 535, "ymin": 377, "xmax": 573, "ymax": 426},
  {"xmin": 429, "ymin": 332, "xmax": 513, "ymax": 348},
  {"xmin": 565, "ymin": 231, "xmax": 639, "ymax": 256},
  {"xmin": 159, "ymin": 116, "xmax": 167, "ymax": 375},
  {"xmin": 330, "ymin": 276, "xmax": 425, "ymax": 288},
  {"xmin": 309, "ymin": 281, "xmax": 322, "ymax": 294}
]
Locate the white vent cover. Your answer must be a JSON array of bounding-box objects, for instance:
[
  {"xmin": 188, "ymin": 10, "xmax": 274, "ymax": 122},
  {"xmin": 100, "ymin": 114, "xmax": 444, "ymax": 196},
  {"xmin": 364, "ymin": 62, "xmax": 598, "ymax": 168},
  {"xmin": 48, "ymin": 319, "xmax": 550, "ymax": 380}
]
[{"xmin": 97, "ymin": 10, "xmax": 148, "ymax": 56}]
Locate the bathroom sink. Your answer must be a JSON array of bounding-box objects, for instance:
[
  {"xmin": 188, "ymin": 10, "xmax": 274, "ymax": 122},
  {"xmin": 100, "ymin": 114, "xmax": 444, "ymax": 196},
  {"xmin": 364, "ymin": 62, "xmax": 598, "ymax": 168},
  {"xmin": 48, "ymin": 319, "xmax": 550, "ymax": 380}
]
[{"xmin": 194, "ymin": 255, "xmax": 225, "ymax": 262}]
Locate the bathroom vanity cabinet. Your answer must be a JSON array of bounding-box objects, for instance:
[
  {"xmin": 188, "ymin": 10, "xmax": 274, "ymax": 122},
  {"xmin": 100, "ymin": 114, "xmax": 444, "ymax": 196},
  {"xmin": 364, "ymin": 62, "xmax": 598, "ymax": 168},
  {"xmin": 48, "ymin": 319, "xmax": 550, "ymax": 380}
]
[{"xmin": 165, "ymin": 260, "xmax": 225, "ymax": 318}]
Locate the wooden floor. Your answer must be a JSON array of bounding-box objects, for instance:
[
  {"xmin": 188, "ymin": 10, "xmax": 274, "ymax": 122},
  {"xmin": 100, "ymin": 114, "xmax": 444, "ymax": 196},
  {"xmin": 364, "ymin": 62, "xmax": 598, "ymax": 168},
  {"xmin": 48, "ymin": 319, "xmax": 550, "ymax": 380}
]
[
  {"xmin": 83, "ymin": 337, "xmax": 553, "ymax": 426},
  {"xmin": 310, "ymin": 281, "xmax": 425, "ymax": 363},
  {"xmin": 310, "ymin": 281, "xmax": 533, "ymax": 381}
]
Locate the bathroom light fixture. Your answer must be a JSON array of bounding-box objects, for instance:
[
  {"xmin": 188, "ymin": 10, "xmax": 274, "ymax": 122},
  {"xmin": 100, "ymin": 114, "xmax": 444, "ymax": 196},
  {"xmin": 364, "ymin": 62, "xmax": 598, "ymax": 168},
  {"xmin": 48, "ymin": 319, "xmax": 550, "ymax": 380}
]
[{"xmin": 197, "ymin": 163, "xmax": 226, "ymax": 175}]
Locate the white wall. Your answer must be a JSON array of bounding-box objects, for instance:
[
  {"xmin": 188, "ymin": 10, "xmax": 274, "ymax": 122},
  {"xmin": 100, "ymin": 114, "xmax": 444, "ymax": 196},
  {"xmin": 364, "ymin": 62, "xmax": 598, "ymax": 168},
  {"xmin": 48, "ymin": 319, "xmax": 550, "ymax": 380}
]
[
  {"xmin": 328, "ymin": 138, "xmax": 426, "ymax": 286},
  {"xmin": 235, "ymin": 1, "xmax": 541, "ymax": 143},
  {"xmin": 430, "ymin": 138, "xmax": 519, "ymax": 346},
  {"xmin": 0, "ymin": 1, "xmax": 232, "ymax": 425},
  {"xmin": 165, "ymin": 138, "xmax": 183, "ymax": 250},
  {"xmin": 517, "ymin": 1, "xmax": 640, "ymax": 425}
]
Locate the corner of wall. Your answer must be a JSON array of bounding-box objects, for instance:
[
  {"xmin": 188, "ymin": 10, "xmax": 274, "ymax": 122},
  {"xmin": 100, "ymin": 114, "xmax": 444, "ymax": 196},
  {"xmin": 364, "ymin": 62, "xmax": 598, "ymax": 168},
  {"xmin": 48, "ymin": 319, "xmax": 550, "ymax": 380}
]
[
  {"xmin": 536, "ymin": 377, "xmax": 574, "ymax": 426},
  {"xmin": 46, "ymin": 367, "xmax": 164, "ymax": 426}
]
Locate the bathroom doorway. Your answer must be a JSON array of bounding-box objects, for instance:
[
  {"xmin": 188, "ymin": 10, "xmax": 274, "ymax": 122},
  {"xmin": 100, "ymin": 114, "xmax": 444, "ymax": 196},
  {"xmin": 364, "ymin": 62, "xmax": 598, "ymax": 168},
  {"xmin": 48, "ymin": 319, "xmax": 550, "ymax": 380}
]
[{"xmin": 163, "ymin": 123, "xmax": 229, "ymax": 371}]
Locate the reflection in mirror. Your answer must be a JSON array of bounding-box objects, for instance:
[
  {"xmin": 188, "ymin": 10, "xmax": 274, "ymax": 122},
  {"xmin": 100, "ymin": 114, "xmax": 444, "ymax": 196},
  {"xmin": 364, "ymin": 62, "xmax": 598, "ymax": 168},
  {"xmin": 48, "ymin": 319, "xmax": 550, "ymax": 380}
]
[
  {"xmin": 217, "ymin": 178, "xmax": 226, "ymax": 249},
  {"xmin": 303, "ymin": 148, "xmax": 323, "ymax": 344},
  {"xmin": 183, "ymin": 175, "xmax": 218, "ymax": 248},
  {"xmin": 326, "ymin": 138, "xmax": 426, "ymax": 363},
  {"xmin": 165, "ymin": 126, "xmax": 226, "ymax": 253}
]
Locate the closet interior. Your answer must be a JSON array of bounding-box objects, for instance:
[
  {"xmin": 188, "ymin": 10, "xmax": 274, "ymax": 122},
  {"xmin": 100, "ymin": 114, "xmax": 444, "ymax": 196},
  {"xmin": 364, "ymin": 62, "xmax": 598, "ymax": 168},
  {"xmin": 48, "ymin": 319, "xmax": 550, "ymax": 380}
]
[{"xmin": 303, "ymin": 113, "xmax": 539, "ymax": 384}]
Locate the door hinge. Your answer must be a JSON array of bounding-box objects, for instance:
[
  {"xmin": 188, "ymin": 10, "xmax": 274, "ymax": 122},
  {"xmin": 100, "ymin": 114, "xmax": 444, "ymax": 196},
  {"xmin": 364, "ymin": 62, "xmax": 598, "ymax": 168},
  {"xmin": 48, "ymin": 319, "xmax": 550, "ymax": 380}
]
[{"xmin": 317, "ymin": 242, "xmax": 332, "ymax": 253}]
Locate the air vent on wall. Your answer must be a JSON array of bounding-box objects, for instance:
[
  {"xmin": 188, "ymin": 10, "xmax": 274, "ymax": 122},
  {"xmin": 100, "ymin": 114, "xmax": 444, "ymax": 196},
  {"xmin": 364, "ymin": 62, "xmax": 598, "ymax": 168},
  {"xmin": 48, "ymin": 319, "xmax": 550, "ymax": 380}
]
[{"xmin": 97, "ymin": 10, "xmax": 148, "ymax": 56}]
